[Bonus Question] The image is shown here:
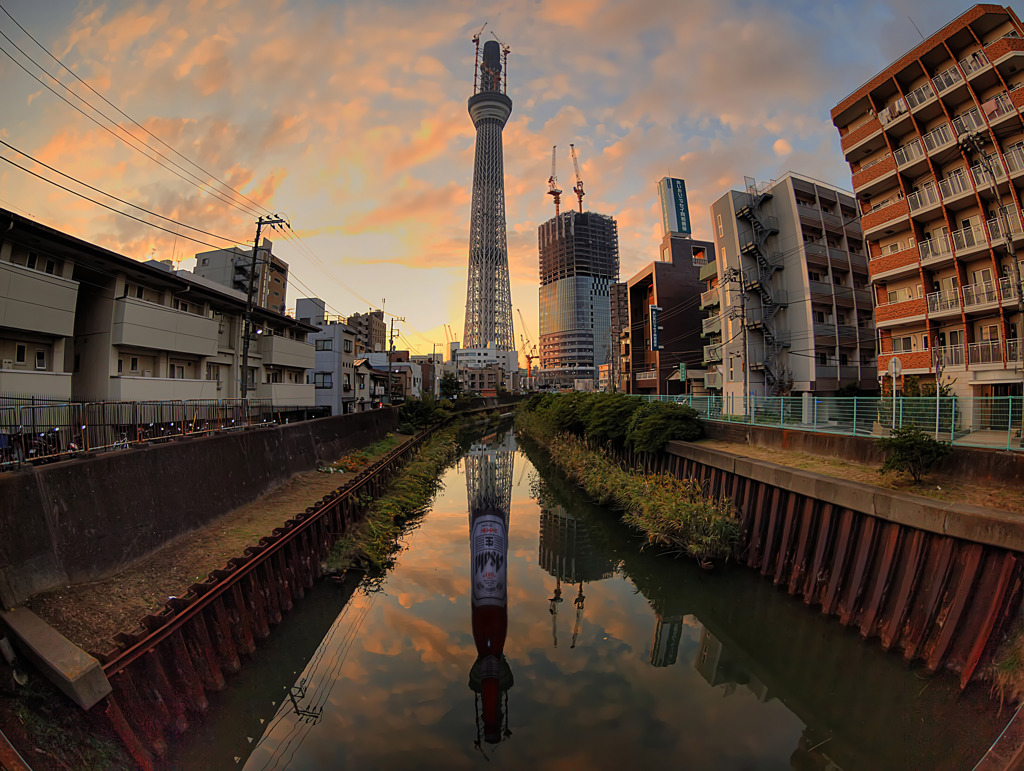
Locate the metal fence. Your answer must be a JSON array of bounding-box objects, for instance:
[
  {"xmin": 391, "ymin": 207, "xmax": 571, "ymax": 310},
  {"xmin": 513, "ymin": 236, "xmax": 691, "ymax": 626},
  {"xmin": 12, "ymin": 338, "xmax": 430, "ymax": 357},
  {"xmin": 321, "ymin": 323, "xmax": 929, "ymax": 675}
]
[
  {"xmin": 634, "ymin": 394, "xmax": 1024, "ymax": 452},
  {"xmin": 0, "ymin": 397, "xmax": 328, "ymax": 467}
]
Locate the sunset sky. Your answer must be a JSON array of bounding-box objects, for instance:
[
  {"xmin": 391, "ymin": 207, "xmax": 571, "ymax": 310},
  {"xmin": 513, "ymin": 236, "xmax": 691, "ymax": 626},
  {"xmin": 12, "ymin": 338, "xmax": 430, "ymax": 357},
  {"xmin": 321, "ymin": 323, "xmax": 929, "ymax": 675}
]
[{"xmin": 0, "ymin": 0, "xmax": 986, "ymax": 356}]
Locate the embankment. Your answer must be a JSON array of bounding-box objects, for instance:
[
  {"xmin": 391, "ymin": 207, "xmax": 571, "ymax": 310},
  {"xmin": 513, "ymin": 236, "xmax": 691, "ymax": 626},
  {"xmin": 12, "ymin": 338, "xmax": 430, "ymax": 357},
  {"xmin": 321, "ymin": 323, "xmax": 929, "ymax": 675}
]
[{"xmin": 0, "ymin": 408, "xmax": 397, "ymax": 607}]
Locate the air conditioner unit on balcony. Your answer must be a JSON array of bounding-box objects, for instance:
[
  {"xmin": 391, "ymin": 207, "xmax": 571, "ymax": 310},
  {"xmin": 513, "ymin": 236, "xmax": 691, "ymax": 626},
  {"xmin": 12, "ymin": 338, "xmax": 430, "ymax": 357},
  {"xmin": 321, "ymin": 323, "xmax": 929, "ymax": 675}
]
[
  {"xmin": 143, "ymin": 369, "xmax": 152, "ymax": 377},
  {"xmin": 1, "ymin": 359, "xmax": 10, "ymax": 369}
]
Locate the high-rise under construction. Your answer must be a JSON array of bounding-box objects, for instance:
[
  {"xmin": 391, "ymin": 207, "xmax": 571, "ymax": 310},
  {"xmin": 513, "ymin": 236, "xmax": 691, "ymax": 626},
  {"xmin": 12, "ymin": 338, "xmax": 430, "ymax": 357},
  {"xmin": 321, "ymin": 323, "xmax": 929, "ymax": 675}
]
[{"xmin": 537, "ymin": 211, "xmax": 619, "ymax": 386}]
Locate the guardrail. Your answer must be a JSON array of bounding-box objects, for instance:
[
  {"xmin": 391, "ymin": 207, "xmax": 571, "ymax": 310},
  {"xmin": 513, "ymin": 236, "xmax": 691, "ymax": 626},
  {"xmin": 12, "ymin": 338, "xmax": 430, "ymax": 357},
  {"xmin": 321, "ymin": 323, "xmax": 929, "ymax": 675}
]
[{"xmin": 632, "ymin": 394, "xmax": 1024, "ymax": 452}]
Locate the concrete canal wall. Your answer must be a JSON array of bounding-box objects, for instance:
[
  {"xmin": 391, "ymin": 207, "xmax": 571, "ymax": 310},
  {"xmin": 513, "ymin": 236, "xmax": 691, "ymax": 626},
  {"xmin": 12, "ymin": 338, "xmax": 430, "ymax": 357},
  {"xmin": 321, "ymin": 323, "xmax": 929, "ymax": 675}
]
[
  {"xmin": 0, "ymin": 408, "xmax": 398, "ymax": 607},
  {"xmin": 704, "ymin": 421, "xmax": 1024, "ymax": 485},
  {"xmin": 661, "ymin": 440, "xmax": 1024, "ymax": 687}
]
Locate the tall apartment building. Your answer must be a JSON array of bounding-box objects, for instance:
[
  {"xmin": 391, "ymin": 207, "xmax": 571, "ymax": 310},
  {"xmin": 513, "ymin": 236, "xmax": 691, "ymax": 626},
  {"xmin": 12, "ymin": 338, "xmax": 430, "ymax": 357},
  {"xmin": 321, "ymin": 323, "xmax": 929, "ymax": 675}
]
[
  {"xmin": 609, "ymin": 281, "xmax": 628, "ymax": 391},
  {"xmin": 832, "ymin": 4, "xmax": 1024, "ymax": 400},
  {"xmin": 707, "ymin": 173, "xmax": 873, "ymax": 402},
  {"xmin": 296, "ymin": 297, "xmax": 358, "ymax": 415},
  {"xmin": 194, "ymin": 240, "xmax": 289, "ymax": 315},
  {"xmin": 346, "ymin": 310, "xmax": 387, "ymax": 354},
  {"xmin": 537, "ymin": 211, "xmax": 619, "ymax": 388}
]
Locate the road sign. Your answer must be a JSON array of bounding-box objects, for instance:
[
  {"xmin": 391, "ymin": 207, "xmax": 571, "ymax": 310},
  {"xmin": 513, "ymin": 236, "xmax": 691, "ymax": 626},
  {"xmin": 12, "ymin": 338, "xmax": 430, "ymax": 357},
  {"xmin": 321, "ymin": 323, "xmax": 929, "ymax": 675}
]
[
  {"xmin": 679, "ymin": 363, "xmax": 686, "ymax": 381},
  {"xmin": 887, "ymin": 357, "xmax": 902, "ymax": 378}
]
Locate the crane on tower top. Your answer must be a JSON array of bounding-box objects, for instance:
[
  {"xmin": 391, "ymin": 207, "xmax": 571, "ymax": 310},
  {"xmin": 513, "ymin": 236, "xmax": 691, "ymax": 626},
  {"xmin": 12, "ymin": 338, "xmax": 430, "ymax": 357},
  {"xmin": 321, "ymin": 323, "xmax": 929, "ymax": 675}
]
[
  {"xmin": 569, "ymin": 144, "xmax": 585, "ymax": 213},
  {"xmin": 547, "ymin": 145, "xmax": 562, "ymax": 217}
]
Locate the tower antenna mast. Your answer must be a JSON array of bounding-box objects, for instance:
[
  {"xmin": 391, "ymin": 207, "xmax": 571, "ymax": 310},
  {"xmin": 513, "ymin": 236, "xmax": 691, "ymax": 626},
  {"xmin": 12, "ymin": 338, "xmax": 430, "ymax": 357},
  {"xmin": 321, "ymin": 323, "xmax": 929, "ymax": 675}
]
[
  {"xmin": 471, "ymin": 23, "xmax": 487, "ymax": 94},
  {"xmin": 570, "ymin": 143, "xmax": 585, "ymax": 213},
  {"xmin": 547, "ymin": 145, "xmax": 562, "ymax": 216}
]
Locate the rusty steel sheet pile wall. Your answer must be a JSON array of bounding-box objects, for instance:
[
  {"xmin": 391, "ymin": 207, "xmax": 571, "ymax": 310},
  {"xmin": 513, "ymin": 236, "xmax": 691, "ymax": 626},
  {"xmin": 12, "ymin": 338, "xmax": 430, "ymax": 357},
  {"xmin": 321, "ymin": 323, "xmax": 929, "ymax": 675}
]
[
  {"xmin": 0, "ymin": 408, "xmax": 397, "ymax": 607},
  {"xmin": 97, "ymin": 423, "xmax": 441, "ymax": 771},
  {"xmin": 658, "ymin": 441, "xmax": 1024, "ymax": 689}
]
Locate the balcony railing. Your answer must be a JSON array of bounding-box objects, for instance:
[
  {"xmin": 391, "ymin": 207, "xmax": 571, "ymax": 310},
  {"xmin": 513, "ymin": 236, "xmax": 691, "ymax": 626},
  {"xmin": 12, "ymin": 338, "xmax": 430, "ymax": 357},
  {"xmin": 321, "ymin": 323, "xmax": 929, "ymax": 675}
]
[
  {"xmin": 988, "ymin": 210, "xmax": 1024, "ymax": 240},
  {"xmin": 939, "ymin": 173, "xmax": 970, "ymax": 199},
  {"xmin": 894, "ymin": 139, "xmax": 924, "ymax": 167},
  {"xmin": 1000, "ymin": 275, "xmax": 1019, "ymax": 302},
  {"xmin": 981, "ymin": 92, "xmax": 1013, "ymax": 122},
  {"xmin": 962, "ymin": 280, "xmax": 999, "ymax": 307},
  {"xmin": 922, "ymin": 122, "xmax": 955, "ymax": 153},
  {"xmin": 704, "ymin": 371, "xmax": 723, "ymax": 389},
  {"xmin": 702, "ymin": 314, "xmax": 723, "ymax": 335},
  {"xmin": 932, "ymin": 64, "xmax": 963, "ymax": 93},
  {"xmin": 952, "ymin": 107, "xmax": 985, "ymax": 135},
  {"xmin": 926, "ymin": 288, "xmax": 961, "ymax": 313},
  {"xmin": 971, "ymin": 157, "xmax": 1006, "ymax": 186},
  {"xmin": 1005, "ymin": 146, "xmax": 1024, "ymax": 175},
  {"xmin": 1010, "ymin": 340, "xmax": 1022, "ymax": 363},
  {"xmin": 906, "ymin": 81, "xmax": 936, "ymax": 109},
  {"xmin": 908, "ymin": 184, "xmax": 939, "ymax": 212},
  {"xmin": 960, "ymin": 50, "xmax": 990, "ymax": 76},
  {"xmin": 703, "ymin": 344, "xmax": 723, "ymax": 363},
  {"xmin": 919, "ymin": 236, "xmax": 952, "ymax": 261},
  {"xmin": 935, "ymin": 345, "xmax": 965, "ymax": 367},
  {"xmin": 700, "ymin": 287, "xmax": 720, "ymax": 307},
  {"xmin": 968, "ymin": 340, "xmax": 1002, "ymax": 364},
  {"xmin": 951, "ymin": 223, "xmax": 986, "ymax": 253}
]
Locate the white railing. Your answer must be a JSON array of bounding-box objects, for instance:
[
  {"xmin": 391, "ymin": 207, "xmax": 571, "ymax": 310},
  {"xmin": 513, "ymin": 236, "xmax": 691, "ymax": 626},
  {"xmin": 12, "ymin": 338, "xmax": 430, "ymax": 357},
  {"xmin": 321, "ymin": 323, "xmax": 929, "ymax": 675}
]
[
  {"xmin": 960, "ymin": 50, "xmax": 990, "ymax": 76},
  {"xmin": 971, "ymin": 157, "xmax": 1006, "ymax": 186},
  {"xmin": 919, "ymin": 235, "xmax": 952, "ymax": 261},
  {"xmin": 939, "ymin": 172, "xmax": 970, "ymax": 199},
  {"xmin": 906, "ymin": 81, "xmax": 936, "ymax": 109},
  {"xmin": 868, "ymin": 192, "xmax": 904, "ymax": 213},
  {"xmin": 1010, "ymin": 340, "xmax": 1021, "ymax": 363},
  {"xmin": 922, "ymin": 122, "xmax": 955, "ymax": 153},
  {"xmin": 981, "ymin": 91, "xmax": 1013, "ymax": 121},
  {"xmin": 935, "ymin": 345, "xmax": 964, "ymax": 367},
  {"xmin": 932, "ymin": 64, "xmax": 963, "ymax": 93},
  {"xmin": 952, "ymin": 107, "xmax": 985, "ymax": 135},
  {"xmin": 988, "ymin": 210, "xmax": 1023, "ymax": 240},
  {"xmin": 926, "ymin": 288, "xmax": 961, "ymax": 313},
  {"xmin": 951, "ymin": 223, "xmax": 986, "ymax": 253},
  {"xmin": 968, "ymin": 340, "xmax": 1002, "ymax": 364},
  {"xmin": 962, "ymin": 280, "xmax": 999, "ymax": 307},
  {"xmin": 894, "ymin": 139, "xmax": 924, "ymax": 167},
  {"xmin": 908, "ymin": 184, "xmax": 939, "ymax": 212},
  {"xmin": 1000, "ymin": 275, "xmax": 1019, "ymax": 302}
]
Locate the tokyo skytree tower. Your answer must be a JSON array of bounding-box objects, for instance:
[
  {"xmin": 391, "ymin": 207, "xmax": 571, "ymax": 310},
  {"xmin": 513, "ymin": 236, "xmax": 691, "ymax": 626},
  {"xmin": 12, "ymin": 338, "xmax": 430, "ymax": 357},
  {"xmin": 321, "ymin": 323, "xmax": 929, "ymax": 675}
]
[{"xmin": 463, "ymin": 36, "xmax": 515, "ymax": 351}]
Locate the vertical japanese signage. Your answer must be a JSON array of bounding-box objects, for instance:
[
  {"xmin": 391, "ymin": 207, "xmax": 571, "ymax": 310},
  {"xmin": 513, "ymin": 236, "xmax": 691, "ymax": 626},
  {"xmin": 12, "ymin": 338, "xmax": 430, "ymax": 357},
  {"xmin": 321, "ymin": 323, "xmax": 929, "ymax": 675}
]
[
  {"xmin": 650, "ymin": 305, "xmax": 663, "ymax": 350},
  {"xmin": 659, "ymin": 177, "xmax": 692, "ymax": 237}
]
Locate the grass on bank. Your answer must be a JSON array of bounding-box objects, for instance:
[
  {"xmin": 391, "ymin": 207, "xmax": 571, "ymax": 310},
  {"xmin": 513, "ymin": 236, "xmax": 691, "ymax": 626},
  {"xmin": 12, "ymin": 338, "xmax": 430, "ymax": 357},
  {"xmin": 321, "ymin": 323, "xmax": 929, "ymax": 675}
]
[
  {"xmin": 317, "ymin": 433, "xmax": 403, "ymax": 474},
  {"xmin": 988, "ymin": 616, "xmax": 1024, "ymax": 712},
  {"xmin": 325, "ymin": 425, "xmax": 461, "ymax": 576}
]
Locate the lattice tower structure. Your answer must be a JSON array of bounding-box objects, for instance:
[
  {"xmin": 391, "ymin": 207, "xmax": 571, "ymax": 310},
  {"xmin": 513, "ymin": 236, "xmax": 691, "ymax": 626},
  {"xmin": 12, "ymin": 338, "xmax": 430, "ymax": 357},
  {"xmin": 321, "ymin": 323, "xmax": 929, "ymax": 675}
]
[
  {"xmin": 464, "ymin": 40, "xmax": 515, "ymax": 351},
  {"xmin": 465, "ymin": 432, "xmax": 516, "ymax": 520},
  {"xmin": 537, "ymin": 211, "xmax": 619, "ymax": 385}
]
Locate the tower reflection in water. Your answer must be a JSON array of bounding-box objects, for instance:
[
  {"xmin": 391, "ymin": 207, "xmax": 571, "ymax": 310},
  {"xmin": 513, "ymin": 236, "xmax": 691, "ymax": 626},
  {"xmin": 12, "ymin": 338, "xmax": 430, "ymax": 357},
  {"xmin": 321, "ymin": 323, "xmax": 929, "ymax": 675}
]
[{"xmin": 465, "ymin": 431, "xmax": 515, "ymax": 750}]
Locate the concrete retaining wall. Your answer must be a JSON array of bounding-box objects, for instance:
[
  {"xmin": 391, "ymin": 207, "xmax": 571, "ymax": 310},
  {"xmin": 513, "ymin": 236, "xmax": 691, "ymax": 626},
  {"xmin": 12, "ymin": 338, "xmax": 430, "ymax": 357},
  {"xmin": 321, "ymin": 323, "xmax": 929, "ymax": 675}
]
[
  {"xmin": 704, "ymin": 421, "xmax": 1024, "ymax": 485},
  {"xmin": 0, "ymin": 408, "xmax": 397, "ymax": 607}
]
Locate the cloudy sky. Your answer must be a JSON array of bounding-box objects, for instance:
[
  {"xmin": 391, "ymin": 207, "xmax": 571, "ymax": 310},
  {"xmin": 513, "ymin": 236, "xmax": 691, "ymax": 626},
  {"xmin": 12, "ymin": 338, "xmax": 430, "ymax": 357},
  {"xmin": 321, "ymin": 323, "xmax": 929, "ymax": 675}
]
[{"xmin": 0, "ymin": 0, "xmax": 989, "ymax": 354}]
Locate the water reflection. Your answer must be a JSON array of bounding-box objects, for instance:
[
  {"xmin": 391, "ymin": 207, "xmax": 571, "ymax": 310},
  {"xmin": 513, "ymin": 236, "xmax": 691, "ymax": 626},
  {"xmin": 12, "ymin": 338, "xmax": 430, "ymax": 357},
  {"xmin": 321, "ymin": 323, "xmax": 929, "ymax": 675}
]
[{"xmin": 465, "ymin": 431, "xmax": 515, "ymax": 749}]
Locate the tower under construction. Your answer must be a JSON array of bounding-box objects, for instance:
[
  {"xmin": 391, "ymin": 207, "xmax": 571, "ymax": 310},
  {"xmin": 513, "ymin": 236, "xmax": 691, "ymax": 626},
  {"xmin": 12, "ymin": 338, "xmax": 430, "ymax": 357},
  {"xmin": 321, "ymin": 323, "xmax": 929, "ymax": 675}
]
[{"xmin": 464, "ymin": 36, "xmax": 515, "ymax": 351}]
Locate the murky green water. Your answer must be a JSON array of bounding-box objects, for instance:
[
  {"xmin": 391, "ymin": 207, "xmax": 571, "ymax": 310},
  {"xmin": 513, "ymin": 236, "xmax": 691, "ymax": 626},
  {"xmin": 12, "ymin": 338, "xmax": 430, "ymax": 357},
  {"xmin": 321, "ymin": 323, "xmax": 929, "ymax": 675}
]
[{"xmin": 169, "ymin": 428, "xmax": 1006, "ymax": 770}]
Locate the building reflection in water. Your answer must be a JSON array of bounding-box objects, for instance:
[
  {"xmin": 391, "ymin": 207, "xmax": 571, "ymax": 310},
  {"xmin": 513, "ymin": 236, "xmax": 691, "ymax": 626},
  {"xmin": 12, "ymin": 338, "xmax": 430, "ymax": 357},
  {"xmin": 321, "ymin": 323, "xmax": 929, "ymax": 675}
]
[
  {"xmin": 538, "ymin": 500, "xmax": 614, "ymax": 649},
  {"xmin": 465, "ymin": 431, "xmax": 516, "ymax": 751}
]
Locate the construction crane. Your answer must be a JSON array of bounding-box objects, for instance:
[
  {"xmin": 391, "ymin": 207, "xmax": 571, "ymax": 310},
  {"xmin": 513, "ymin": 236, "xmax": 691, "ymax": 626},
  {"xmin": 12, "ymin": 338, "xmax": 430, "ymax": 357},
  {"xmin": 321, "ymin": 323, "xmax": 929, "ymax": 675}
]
[
  {"xmin": 547, "ymin": 145, "xmax": 562, "ymax": 216},
  {"xmin": 490, "ymin": 31, "xmax": 511, "ymax": 94},
  {"xmin": 569, "ymin": 143, "xmax": 585, "ymax": 213},
  {"xmin": 516, "ymin": 309, "xmax": 538, "ymax": 379},
  {"xmin": 471, "ymin": 23, "xmax": 487, "ymax": 94}
]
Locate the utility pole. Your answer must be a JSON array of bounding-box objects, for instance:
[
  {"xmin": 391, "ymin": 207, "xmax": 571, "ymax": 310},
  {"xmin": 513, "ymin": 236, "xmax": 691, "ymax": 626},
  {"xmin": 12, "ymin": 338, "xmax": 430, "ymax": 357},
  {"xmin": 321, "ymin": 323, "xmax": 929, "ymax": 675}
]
[
  {"xmin": 386, "ymin": 314, "xmax": 406, "ymax": 404},
  {"xmin": 241, "ymin": 214, "xmax": 286, "ymax": 399},
  {"xmin": 961, "ymin": 132, "xmax": 1024, "ymax": 443}
]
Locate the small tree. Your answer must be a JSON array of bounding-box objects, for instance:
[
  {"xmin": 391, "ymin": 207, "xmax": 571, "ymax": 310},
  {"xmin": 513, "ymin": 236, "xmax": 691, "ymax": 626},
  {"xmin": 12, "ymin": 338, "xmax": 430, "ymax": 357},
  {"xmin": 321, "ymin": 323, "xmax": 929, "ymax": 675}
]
[
  {"xmin": 439, "ymin": 372, "xmax": 462, "ymax": 400},
  {"xmin": 876, "ymin": 425, "xmax": 952, "ymax": 483},
  {"xmin": 626, "ymin": 401, "xmax": 703, "ymax": 455}
]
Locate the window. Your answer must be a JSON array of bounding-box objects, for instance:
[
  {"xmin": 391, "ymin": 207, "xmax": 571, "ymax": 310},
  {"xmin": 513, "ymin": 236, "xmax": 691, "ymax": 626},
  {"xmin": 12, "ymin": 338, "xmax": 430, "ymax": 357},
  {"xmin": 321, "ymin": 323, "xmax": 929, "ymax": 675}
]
[
  {"xmin": 44, "ymin": 259, "xmax": 56, "ymax": 275},
  {"xmin": 170, "ymin": 364, "xmax": 184, "ymax": 379},
  {"xmin": 717, "ymin": 214, "xmax": 723, "ymax": 237},
  {"xmin": 130, "ymin": 357, "xmax": 139, "ymax": 372},
  {"xmin": 315, "ymin": 339, "xmax": 333, "ymax": 351},
  {"xmin": 314, "ymin": 372, "xmax": 333, "ymax": 388},
  {"xmin": 15, "ymin": 344, "xmax": 26, "ymax": 364},
  {"xmin": 893, "ymin": 336, "xmax": 914, "ymax": 352},
  {"xmin": 118, "ymin": 359, "xmax": 123, "ymax": 374},
  {"xmin": 136, "ymin": 285, "xmax": 144, "ymax": 299},
  {"xmin": 26, "ymin": 253, "xmax": 36, "ymax": 270},
  {"xmin": 201, "ymin": 258, "xmax": 209, "ymax": 266},
  {"xmin": 34, "ymin": 350, "xmax": 46, "ymax": 370},
  {"xmin": 343, "ymin": 340, "xmax": 353, "ymax": 353}
]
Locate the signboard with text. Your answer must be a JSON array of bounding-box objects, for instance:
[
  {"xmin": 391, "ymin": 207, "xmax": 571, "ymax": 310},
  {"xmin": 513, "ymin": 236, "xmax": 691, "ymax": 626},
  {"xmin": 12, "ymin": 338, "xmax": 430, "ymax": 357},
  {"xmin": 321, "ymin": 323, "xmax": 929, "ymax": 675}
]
[
  {"xmin": 659, "ymin": 177, "xmax": 692, "ymax": 237},
  {"xmin": 650, "ymin": 305, "xmax": 664, "ymax": 350}
]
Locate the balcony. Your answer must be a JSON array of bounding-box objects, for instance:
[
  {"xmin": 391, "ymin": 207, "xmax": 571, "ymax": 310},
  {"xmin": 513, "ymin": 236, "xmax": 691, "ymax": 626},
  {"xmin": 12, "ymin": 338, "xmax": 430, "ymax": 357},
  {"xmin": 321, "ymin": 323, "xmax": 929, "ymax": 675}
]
[
  {"xmin": 804, "ymin": 242, "xmax": 829, "ymax": 266},
  {"xmin": 919, "ymin": 236, "xmax": 953, "ymax": 265},
  {"xmin": 971, "ymin": 158, "xmax": 1006, "ymax": 187},
  {"xmin": 926, "ymin": 288, "xmax": 961, "ymax": 315},
  {"xmin": 906, "ymin": 81, "xmax": 937, "ymax": 111},
  {"xmin": 852, "ymin": 155, "xmax": 896, "ymax": 191},
  {"xmin": 938, "ymin": 172, "xmax": 971, "ymax": 203},
  {"xmin": 967, "ymin": 340, "xmax": 1003, "ymax": 365},
  {"xmin": 875, "ymin": 297, "xmax": 927, "ymax": 325},
  {"xmin": 894, "ymin": 139, "xmax": 925, "ymax": 168},
  {"xmin": 256, "ymin": 334, "xmax": 314, "ymax": 369},
  {"xmin": 816, "ymin": 365, "xmax": 838, "ymax": 380},
  {"xmin": 932, "ymin": 64, "xmax": 963, "ymax": 94},
  {"xmin": 935, "ymin": 345, "xmax": 965, "ymax": 368},
  {"xmin": 0, "ymin": 369, "xmax": 72, "ymax": 400},
  {"xmin": 987, "ymin": 210, "xmax": 1023, "ymax": 241},
  {"xmin": 981, "ymin": 92, "xmax": 1014, "ymax": 124},
  {"xmin": 698, "ymin": 261, "xmax": 718, "ymax": 281},
  {"xmin": 112, "ymin": 297, "xmax": 218, "ymax": 356},
  {"xmin": 1005, "ymin": 146, "xmax": 1024, "ymax": 177},
  {"xmin": 862, "ymin": 196, "xmax": 909, "ymax": 234},
  {"xmin": 704, "ymin": 371, "xmax": 723, "ymax": 389},
  {"xmin": 952, "ymin": 107, "xmax": 985, "ymax": 136},
  {"xmin": 951, "ymin": 223, "xmax": 987, "ymax": 256},
  {"xmin": 701, "ymin": 314, "xmax": 722, "ymax": 336},
  {"xmin": 254, "ymin": 381, "xmax": 315, "ymax": 406},
  {"xmin": 962, "ymin": 280, "xmax": 999, "ymax": 308},
  {"xmin": 108, "ymin": 375, "xmax": 220, "ymax": 401},
  {"xmin": 871, "ymin": 246, "xmax": 920, "ymax": 279},
  {"xmin": 700, "ymin": 287, "xmax": 720, "ymax": 309},
  {"xmin": 808, "ymin": 280, "xmax": 833, "ymax": 301},
  {"xmin": 908, "ymin": 185, "xmax": 939, "ymax": 213},
  {"xmin": 1000, "ymin": 276, "xmax": 1020, "ymax": 305},
  {"xmin": 0, "ymin": 260, "xmax": 79, "ymax": 337},
  {"xmin": 1010, "ymin": 340, "xmax": 1022, "ymax": 363},
  {"xmin": 959, "ymin": 50, "xmax": 990, "ymax": 77},
  {"xmin": 703, "ymin": 344, "xmax": 723, "ymax": 363},
  {"xmin": 839, "ymin": 365, "xmax": 861, "ymax": 381},
  {"xmin": 921, "ymin": 122, "xmax": 955, "ymax": 154},
  {"xmin": 841, "ymin": 117, "xmax": 883, "ymax": 154},
  {"xmin": 878, "ymin": 98, "xmax": 909, "ymax": 126}
]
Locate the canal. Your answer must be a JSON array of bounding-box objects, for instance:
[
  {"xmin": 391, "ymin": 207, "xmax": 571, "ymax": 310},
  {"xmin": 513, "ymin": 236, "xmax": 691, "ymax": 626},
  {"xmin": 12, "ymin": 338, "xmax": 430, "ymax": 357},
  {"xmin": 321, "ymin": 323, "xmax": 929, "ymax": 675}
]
[{"xmin": 168, "ymin": 426, "xmax": 1006, "ymax": 770}]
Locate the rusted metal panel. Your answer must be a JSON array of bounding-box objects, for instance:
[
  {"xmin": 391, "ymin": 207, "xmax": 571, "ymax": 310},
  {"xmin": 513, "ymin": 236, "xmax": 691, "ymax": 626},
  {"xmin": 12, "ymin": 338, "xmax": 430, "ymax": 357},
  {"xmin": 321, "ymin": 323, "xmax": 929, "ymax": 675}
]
[
  {"xmin": 759, "ymin": 487, "xmax": 785, "ymax": 578},
  {"xmin": 105, "ymin": 695, "xmax": 155, "ymax": 771},
  {"xmin": 245, "ymin": 573, "xmax": 271, "ymax": 641},
  {"xmin": 208, "ymin": 597, "xmax": 241, "ymax": 674},
  {"xmin": 858, "ymin": 522, "xmax": 901, "ymax": 640},
  {"xmin": 803, "ymin": 503, "xmax": 836, "ymax": 605},
  {"xmin": 185, "ymin": 613, "xmax": 224, "ymax": 692},
  {"xmin": 954, "ymin": 551, "xmax": 1019, "ymax": 687},
  {"xmin": 745, "ymin": 482, "xmax": 769, "ymax": 569},
  {"xmin": 787, "ymin": 498, "xmax": 818, "ymax": 596},
  {"xmin": 167, "ymin": 630, "xmax": 208, "ymax": 715},
  {"xmin": 227, "ymin": 583, "xmax": 256, "ymax": 656},
  {"xmin": 144, "ymin": 649, "xmax": 188, "ymax": 733},
  {"xmin": 111, "ymin": 670, "xmax": 166, "ymax": 757},
  {"xmin": 772, "ymin": 493, "xmax": 801, "ymax": 586},
  {"xmin": 901, "ymin": 536, "xmax": 955, "ymax": 662},
  {"xmin": 838, "ymin": 516, "xmax": 878, "ymax": 626},
  {"xmin": 821, "ymin": 508, "xmax": 857, "ymax": 616},
  {"xmin": 880, "ymin": 529, "xmax": 925, "ymax": 651},
  {"xmin": 923, "ymin": 544, "xmax": 984, "ymax": 673}
]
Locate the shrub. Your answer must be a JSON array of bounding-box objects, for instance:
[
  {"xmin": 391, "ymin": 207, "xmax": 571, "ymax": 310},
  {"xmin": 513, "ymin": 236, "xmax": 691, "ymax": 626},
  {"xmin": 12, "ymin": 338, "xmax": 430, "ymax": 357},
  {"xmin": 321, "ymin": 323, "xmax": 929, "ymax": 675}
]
[
  {"xmin": 583, "ymin": 393, "xmax": 641, "ymax": 449},
  {"xmin": 876, "ymin": 425, "xmax": 952, "ymax": 483},
  {"xmin": 626, "ymin": 401, "xmax": 703, "ymax": 454},
  {"xmin": 398, "ymin": 395, "xmax": 451, "ymax": 431}
]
